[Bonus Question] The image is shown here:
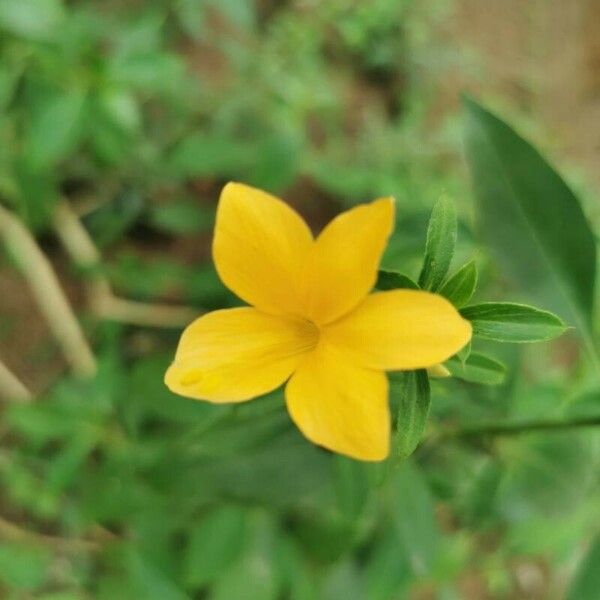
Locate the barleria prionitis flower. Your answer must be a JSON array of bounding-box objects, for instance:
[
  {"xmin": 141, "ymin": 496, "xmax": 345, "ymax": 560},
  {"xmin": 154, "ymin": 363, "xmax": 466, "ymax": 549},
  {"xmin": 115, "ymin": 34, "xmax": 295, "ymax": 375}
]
[{"xmin": 165, "ymin": 183, "xmax": 472, "ymax": 461}]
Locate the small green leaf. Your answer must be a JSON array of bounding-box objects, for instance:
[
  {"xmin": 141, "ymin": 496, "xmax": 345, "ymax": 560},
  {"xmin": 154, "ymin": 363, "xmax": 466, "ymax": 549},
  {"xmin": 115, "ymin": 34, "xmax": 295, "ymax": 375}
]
[
  {"xmin": 439, "ymin": 260, "xmax": 478, "ymax": 307},
  {"xmin": 391, "ymin": 370, "xmax": 430, "ymax": 460},
  {"xmin": 460, "ymin": 302, "xmax": 567, "ymax": 343},
  {"xmin": 376, "ymin": 269, "xmax": 419, "ymax": 291},
  {"xmin": 463, "ymin": 96, "xmax": 597, "ymax": 345},
  {"xmin": 446, "ymin": 352, "xmax": 506, "ymax": 385},
  {"xmin": 418, "ymin": 196, "xmax": 457, "ymax": 291}
]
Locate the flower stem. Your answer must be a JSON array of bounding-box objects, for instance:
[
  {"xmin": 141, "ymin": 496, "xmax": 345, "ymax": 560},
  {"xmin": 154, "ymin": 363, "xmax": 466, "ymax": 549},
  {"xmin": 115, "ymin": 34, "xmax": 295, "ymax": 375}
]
[{"xmin": 435, "ymin": 414, "xmax": 600, "ymax": 441}]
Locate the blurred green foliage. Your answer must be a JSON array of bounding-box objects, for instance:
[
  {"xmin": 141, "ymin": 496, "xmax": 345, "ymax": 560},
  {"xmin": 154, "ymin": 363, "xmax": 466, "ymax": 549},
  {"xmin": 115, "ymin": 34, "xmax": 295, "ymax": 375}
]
[{"xmin": 1, "ymin": 1, "xmax": 599, "ymax": 599}]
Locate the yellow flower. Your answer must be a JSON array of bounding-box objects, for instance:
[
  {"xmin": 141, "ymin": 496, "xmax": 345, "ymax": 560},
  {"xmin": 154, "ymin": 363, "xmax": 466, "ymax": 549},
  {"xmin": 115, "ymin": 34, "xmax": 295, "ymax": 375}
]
[{"xmin": 165, "ymin": 183, "xmax": 471, "ymax": 461}]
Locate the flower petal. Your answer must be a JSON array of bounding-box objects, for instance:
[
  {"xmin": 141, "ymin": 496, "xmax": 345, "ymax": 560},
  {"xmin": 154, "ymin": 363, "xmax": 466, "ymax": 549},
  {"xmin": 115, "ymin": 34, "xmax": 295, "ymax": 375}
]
[
  {"xmin": 213, "ymin": 182, "xmax": 313, "ymax": 315},
  {"xmin": 323, "ymin": 290, "xmax": 472, "ymax": 370},
  {"xmin": 285, "ymin": 346, "xmax": 390, "ymax": 461},
  {"xmin": 165, "ymin": 308, "xmax": 319, "ymax": 402},
  {"xmin": 301, "ymin": 197, "xmax": 395, "ymax": 324}
]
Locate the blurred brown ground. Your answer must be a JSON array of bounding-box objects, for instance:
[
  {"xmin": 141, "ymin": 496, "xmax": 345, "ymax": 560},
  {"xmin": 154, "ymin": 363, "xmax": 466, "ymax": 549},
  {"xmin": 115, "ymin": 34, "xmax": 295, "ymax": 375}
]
[{"xmin": 444, "ymin": 0, "xmax": 600, "ymax": 193}]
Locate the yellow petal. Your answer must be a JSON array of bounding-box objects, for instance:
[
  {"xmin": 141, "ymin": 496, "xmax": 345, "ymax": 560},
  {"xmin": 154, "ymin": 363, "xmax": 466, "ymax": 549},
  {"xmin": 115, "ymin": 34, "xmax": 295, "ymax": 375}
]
[
  {"xmin": 323, "ymin": 290, "xmax": 472, "ymax": 370},
  {"xmin": 285, "ymin": 346, "xmax": 390, "ymax": 461},
  {"xmin": 301, "ymin": 197, "xmax": 395, "ymax": 325},
  {"xmin": 213, "ymin": 182, "xmax": 313, "ymax": 315},
  {"xmin": 165, "ymin": 307, "xmax": 319, "ymax": 402}
]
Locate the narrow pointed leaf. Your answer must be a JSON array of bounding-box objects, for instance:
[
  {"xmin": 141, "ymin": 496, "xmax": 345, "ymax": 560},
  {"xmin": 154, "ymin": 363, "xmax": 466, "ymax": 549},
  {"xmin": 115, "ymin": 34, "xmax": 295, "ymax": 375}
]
[
  {"xmin": 463, "ymin": 97, "xmax": 597, "ymax": 343},
  {"xmin": 446, "ymin": 352, "xmax": 506, "ymax": 386},
  {"xmin": 439, "ymin": 260, "xmax": 478, "ymax": 307},
  {"xmin": 376, "ymin": 269, "xmax": 419, "ymax": 291},
  {"xmin": 418, "ymin": 197, "xmax": 457, "ymax": 291},
  {"xmin": 390, "ymin": 370, "xmax": 430, "ymax": 460},
  {"xmin": 461, "ymin": 302, "xmax": 567, "ymax": 343}
]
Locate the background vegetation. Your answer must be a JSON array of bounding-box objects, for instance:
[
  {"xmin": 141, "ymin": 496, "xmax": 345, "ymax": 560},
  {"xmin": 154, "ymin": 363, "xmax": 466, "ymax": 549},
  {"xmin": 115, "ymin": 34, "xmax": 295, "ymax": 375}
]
[{"xmin": 1, "ymin": 1, "xmax": 599, "ymax": 598}]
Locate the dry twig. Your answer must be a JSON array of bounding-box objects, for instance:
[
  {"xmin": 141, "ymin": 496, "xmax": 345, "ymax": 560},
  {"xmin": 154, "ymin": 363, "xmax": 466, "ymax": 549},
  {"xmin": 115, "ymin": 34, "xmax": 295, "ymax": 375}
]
[
  {"xmin": 0, "ymin": 358, "xmax": 32, "ymax": 403},
  {"xmin": 0, "ymin": 204, "xmax": 97, "ymax": 378},
  {"xmin": 53, "ymin": 201, "xmax": 198, "ymax": 328},
  {"xmin": 0, "ymin": 515, "xmax": 116, "ymax": 554}
]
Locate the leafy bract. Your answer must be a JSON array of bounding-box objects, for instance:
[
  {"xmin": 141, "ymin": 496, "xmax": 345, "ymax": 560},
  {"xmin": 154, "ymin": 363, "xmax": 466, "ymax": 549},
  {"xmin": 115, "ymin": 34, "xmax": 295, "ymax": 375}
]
[
  {"xmin": 439, "ymin": 260, "xmax": 478, "ymax": 307},
  {"xmin": 446, "ymin": 352, "xmax": 506, "ymax": 386},
  {"xmin": 390, "ymin": 370, "xmax": 430, "ymax": 460},
  {"xmin": 376, "ymin": 269, "xmax": 419, "ymax": 291},
  {"xmin": 461, "ymin": 302, "xmax": 567, "ymax": 343},
  {"xmin": 418, "ymin": 197, "xmax": 457, "ymax": 291}
]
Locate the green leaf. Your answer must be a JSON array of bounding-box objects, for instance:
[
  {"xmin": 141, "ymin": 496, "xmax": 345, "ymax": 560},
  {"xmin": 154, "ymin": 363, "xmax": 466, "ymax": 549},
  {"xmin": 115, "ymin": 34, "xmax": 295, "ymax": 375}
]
[
  {"xmin": 0, "ymin": 0, "xmax": 64, "ymax": 41},
  {"xmin": 24, "ymin": 87, "xmax": 87, "ymax": 170},
  {"xmin": 439, "ymin": 260, "xmax": 478, "ymax": 307},
  {"xmin": 567, "ymin": 535, "xmax": 600, "ymax": 600},
  {"xmin": 166, "ymin": 134, "xmax": 247, "ymax": 179},
  {"xmin": 98, "ymin": 88, "xmax": 141, "ymax": 133},
  {"xmin": 109, "ymin": 52, "xmax": 185, "ymax": 94},
  {"xmin": 376, "ymin": 269, "xmax": 419, "ymax": 291},
  {"xmin": 14, "ymin": 160, "xmax": 58, "ymax": 229},
  {"xmin": 460, "ymin": 302, "xmax": 567, "ymax": 343},
  {"xmin": 446, "ymin": 352, "xmax": 506, "ymax": 386},
  {"xmin": 89, "ymin": 89, "xmax": 140, "ymax": 165},
  {"xmin": 390, "ymin": 370, "xmax": 430, "ymax": 460},
  {"xmin": 418, "ymin": 196, "xmax": 457, "ymax": 291},
  {"xmin": 183, "ymin": 506, "xmax": 247, "ymax": 588},
  {"xmin": 463, "ymin": 96, "xmax": 597, "ymax": 343}
]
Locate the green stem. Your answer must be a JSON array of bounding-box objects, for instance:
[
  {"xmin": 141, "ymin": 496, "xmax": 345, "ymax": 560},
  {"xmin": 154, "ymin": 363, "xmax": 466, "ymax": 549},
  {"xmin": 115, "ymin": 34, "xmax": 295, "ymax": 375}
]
[{"xmin": 437, "ymin": 414, "xmax": 600, "ymax": 440}]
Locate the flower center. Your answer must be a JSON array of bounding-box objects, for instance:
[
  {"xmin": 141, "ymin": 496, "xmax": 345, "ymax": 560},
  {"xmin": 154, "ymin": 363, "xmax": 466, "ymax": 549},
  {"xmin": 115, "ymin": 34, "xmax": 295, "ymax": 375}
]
[{"xmin": 297, "ymin": 318, "xmax": 321, "ymax": 352}]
